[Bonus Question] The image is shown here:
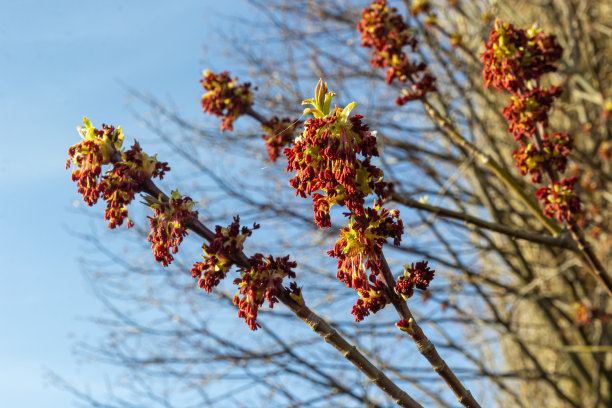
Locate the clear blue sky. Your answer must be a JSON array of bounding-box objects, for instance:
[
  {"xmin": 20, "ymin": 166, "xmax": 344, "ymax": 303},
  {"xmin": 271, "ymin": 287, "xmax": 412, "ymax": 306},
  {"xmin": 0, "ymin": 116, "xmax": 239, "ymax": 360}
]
[{"xmin": 0, "ymin": 1, "xmax": 250, "ymax": 406}]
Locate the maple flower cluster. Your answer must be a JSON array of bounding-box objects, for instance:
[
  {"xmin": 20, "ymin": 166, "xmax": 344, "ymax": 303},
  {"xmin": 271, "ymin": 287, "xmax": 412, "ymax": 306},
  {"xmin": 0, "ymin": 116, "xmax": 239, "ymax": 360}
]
[
  {"xmin": 395, "ymin": 261, "xmax": 435, "ymax": 300},
  {"xmin": 191, "ymin": 216, "xmax": 297, "ymax": 330},
  {"xmin": 261, "ymin": 117, "xmax": 300, "ymax": 163},
  {"xmin": 482, "ymin": 19, "xmax": 581, "ymax": 223},
  {"xmin": 146, "ymin": 190, "xmax": 197, "ymax": 267},
  {"xmin": 285, "ymin": 80, "xmax": 388, "ymax": 228},
  {"xmin": 357, "ymin": 0, "xmax": 436, "ymax": 105},
  {"xmin": 201, "ymin": 70, "xmax": 254, "ymax": 132},
  {"xmin": 327, "ymin": 206, "xmax": 404, "ymax": 321},
  {"xmin": 284, "ymin": 80, "xmax": 424, "ymax": 322},
  {"xmin": 66, "ymin": 118, "xmax": 169, "ymax": 229}
]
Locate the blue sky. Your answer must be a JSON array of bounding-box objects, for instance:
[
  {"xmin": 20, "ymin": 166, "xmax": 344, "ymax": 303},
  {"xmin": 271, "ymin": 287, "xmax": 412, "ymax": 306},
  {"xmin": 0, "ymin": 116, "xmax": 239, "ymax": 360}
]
[{"xmin": 0, "ymin": 1, "xmax": 251, "ymax": 406}]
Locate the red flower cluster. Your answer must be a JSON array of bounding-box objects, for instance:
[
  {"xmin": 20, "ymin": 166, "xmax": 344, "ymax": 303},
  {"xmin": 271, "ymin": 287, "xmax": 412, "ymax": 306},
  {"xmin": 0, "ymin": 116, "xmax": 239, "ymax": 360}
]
[
  {"xmin": 395, "ymin": 261, "xmax": 435, "ymax": 300},
  {"xmin": 66, "ymin": 118, "xmax": 169, "ymax": 228},
  {"xmin": 285, "ymin": 80, "xmax": 410, "ymax": 322},
  {"xmin": 513, "ymin": 132, "xmax": 572, "ymax": 183},
  {"xmin": 102, "ymin": 142, "xmax": 170, "ymax": 228},
  {"xmin": 482, "ymin": 20, "xmax": 581, "ymax": 223},
  {"xmin": 233, "ymin": 253, "xmax": 297, "ymax": 330},
  {"xmin": 66, "ymin": 119, "xmax": 123, "ymax": 206},
  {"xmin": 191, "ymin": 216, "xmax": 258, "ymax": 293},
  {"xmin": 482, "ymin": 19, "xmax": 562, "ymax": 92},
  {"xmin": 536, "ymin": 178, "xmax": 582, "ymax": 223},
  {"xmin": 201, "ymin": 70, "xmax": 253, "ymax": 132},
  {"xmin": 147, "ymin": 190, "xmax": 197, "ymax": 267},
  {"xmin": 285, "ymin": 80, "xmax": 387, "ymax": 228},
  {"xmin": 261, "ymin": 117, "xmax": 300, "ymax": 163},
  {"xmin": 191, "ymin": 217, "xmax": 297, "ymax": 330},
  {"xmin": 357, "ymin": 0, "xmax": 436, "ymax": 105},
  {"xmin": 502, "ymin": 86, "xmax": 563, "ymax": 143},
  {"xmin": 328, "ymin": 206, "xmax": 404, "ymax": 321}
]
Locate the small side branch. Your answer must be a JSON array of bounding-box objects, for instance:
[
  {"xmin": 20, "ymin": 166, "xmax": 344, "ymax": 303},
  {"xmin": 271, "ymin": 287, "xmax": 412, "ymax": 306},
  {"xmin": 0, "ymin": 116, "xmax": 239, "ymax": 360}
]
[
  {"xmin": 390, "ymin": 193, "xmax": 576, "ymax": 250},
  {"xmin": 379, "ymin": 253, "xmax": 482, "ymax": 408}
]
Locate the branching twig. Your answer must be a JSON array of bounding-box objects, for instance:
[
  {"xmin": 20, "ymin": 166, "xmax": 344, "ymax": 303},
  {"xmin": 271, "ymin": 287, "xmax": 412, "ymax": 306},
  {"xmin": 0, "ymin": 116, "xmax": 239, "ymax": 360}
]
[
  {"xmin": 139, "ymin": 178, "xmax": 424, "ymax": 408},
  {"xmin": 377, "ymin": 252, "xmax": 482, "ymax": 408}
]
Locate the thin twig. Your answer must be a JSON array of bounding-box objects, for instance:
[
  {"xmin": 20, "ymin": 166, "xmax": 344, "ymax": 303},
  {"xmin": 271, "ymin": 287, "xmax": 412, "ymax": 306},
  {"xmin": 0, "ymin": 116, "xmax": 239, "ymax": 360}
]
[
  {"xmin": 390, "ymin": 192, "xmax": 576, "ymax": 250},
  {"xmin": 377, "ymin": 252, "xmax": 483, "ymax": 408}
]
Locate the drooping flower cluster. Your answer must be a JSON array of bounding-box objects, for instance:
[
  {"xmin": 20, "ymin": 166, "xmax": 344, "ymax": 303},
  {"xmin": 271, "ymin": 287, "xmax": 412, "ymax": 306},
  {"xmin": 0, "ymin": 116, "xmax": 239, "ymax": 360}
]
[
  {"xmin": 482, "ymin": 19, "xmax": 562, "ymax": 92},
  {"xmin": 285, "ymin": 80, "xmax": 388, "ymax": 228},
  {"xmin": 513, "ymin": 132, "xmax": 572, "ymax": 183},
  {"xmin": 285, "ymin": 80, "xmax": 416, "ymax": 321},
  {"xmin": 395, "ymin": 261, "xmax": 435, "ymax": 300},
  {"xmin": 328, "ymin": 206, "xmax": 404, "ymax": 321},
  {"xmin": 66, "ymin": 118, "xmax": 169, "ymax": 228},
  {"xmin": 357, "ymin": 0, "xmax": 436, "ymax": 105},
  {"xmin": 102, "ymin": 142, "xmax": 170, "ymax": 228},
  {"xmin": 536, "ymin": 177, "xmax": 582, "ymax": 223},
  {"xmin": 191, "ymin": 216, "xmax": 297, "ymax": 330},
  {"xmin": 502, "ymin": 86, "xmax": 563, "ymax": 143},
  {"xmin": 147, "ymin": 190, "xmax": 197, "ymax": 267},
  {"xmin": 191, "ymin": 216, "xmax": 258, "ymax": 293},
  {"xmin": 233, "ymin": 253, "xmax": 297, "ymax": 330},
  {"xmin": 261, "ymin": 117, "xmax": 300, "ymax": 163},
  {"xmin": 201, "ymin": 70, "xmax": 253, "ymax": 132},
  {"xmin": 482, "ymin": 19, "xmax": 581, "ymax": 223}
]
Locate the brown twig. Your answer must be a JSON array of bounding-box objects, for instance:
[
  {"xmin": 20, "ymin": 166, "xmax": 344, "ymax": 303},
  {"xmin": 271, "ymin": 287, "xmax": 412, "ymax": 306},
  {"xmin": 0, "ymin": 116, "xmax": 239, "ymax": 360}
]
[
  {"xmin": 378, "ymin": 252, "xmax": 482, "ymax": 408},
  {"xmin": 390, "ymin": 192, "xmax": 576, "ymax": 250}
]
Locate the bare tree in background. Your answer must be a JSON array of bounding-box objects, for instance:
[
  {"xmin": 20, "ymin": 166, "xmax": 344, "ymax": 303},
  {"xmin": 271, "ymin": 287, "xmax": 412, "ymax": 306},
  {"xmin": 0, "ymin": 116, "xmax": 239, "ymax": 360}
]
[{"xmin": 58, "ymin": 1, "xmax": 611, "ymax": 407}]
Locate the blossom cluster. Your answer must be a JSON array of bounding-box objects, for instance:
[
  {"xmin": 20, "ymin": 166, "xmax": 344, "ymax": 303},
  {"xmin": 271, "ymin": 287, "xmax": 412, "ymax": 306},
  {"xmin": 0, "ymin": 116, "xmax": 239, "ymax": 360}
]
[
  {"xmin": 482, "ymin": 19, "xmax": 581, "ymax": 223},
  {"xmin": 261, "ymin": 117, "xmax": 300, "ymax": 163},
  {"xmin": 191, "ymin": 216, "xmax": 296, "ymax": 330},
  {"xmin": 201, "ymin": 70, "xmax": 253, "ymax": 132},
  {"xmin": 327, "ymin": 206, "xmax": 404, "ymax": 321},
  {"xmin": 66, "ymin": 118, "xmax": 170, "ymax": 229},
  {"xmin": 285, "ymin": 80, "xmax": 418, "ymax": 321},
  {"xmin": 357, "ymin": 0, "xmax": 436, "ymax": 105},
  {"xmin": 285, "ymin": 80, "xmax": 388, "ymax": 228},
  {"xmin": 147, "ymin": 190, "xmax": 197, "ymax": 267},
  {"xmin": 191, "ymin": 216, "xmax": 258, "ymax": 293},
  {"xmin": 482, "ymin": 19, "xmax": 562, "ymax": 92},
  {"xmin": 233, "ymin": 253, "xmax": 297, "ymax": 330},
  {"xmin": 395, "ymin": 261, "xmax": 435, "ymax": 300}
]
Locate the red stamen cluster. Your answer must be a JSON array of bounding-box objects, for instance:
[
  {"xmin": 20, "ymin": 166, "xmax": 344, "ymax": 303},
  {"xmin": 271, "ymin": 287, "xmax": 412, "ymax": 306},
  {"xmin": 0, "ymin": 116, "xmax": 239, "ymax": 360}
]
[
  {"xmin": 482, "ymin": 18, "xmax": 562, "ymax": 92},
  {"xmin": 191, "ymin": 216, "xmax": 258, "ymax": 293},
  {"xmin": 513, "ymin": 132, "xmax": 572, "ymax": 183},
  {"xmin": 285, "ymin": 80, "xmax": 416, "ymax": 322},
  {"xmin": 395, "ymin": 261, "xmax": 435, "ymax": 300},
  {"xmin": 147, "ymin": 190, "xmax": 196, "ymax": 267},
  {"xmin": 201, "ymin": 70, "xmax": 253, "ymax": 132},
  {"xmin": 328, "ymin": 206, "xmax": 404, "ymax": 321},
  {"xmin": 66, "ymin": 120, "xmax": 123, "ymax": 206},
  {"xmin": 233, "ymin": 253, "xmax": 297, "ymax": 330},
  {"xmin": 357, "ymin": 0, "xmax": 436, "ymax": 105},
  {"xmin": 261, "ymin": 117, "xmax": 300, "ymax": 163},
  {"xmin": 66, "ymin": 118, "xmax": 169, "ymax": 228},
  {"xmin": 102, "ymin": 142, "xmax": 170, "ymax": 228},
  {"xmin": 191, "ymin": 217, "xmax": 297, "ymax": 331},
  {"xmin": 482, "ymin": 20, "xmax": 581, "ymax": 224},
  {"xmin": 502, "ymin": 86, "xmax": 563, "ymax": 143},
  {"xmin": 536, "ymin": 178, "xmax": 582, "ymax": 223},
  {"xmin": 285, "ymin": 81, "xmax": 387, "ymax": 228}
]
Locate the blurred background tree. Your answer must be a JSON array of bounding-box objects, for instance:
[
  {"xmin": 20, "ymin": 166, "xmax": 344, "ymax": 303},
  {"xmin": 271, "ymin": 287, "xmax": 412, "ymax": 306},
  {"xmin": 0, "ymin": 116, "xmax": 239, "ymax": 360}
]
[{"xmin": 58, "ymin": 0, "xmax": 611, "ymax": 407}]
